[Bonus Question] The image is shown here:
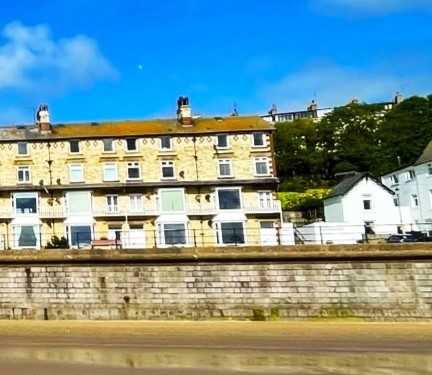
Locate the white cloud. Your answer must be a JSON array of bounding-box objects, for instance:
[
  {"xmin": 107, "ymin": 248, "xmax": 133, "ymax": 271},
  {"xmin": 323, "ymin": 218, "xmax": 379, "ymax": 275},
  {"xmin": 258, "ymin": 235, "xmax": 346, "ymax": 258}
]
[
  {"xmin": 312, "ymin": 0, "xmax": 432, "ymax": 14},
  {"xmin": 261, "ymin": 63, "xmax": 432, "ymax": 112},
  {"xmin": 0, "ymin": 21, "xmax": 116, "ymax": 92}
]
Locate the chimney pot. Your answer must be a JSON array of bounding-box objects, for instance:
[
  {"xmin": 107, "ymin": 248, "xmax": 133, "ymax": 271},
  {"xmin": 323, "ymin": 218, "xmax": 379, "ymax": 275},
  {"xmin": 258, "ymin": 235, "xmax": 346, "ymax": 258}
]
[
  {"xmin": 177, "ymin": 96, "xmax": 193, "ymax": 126},
  {"xmin": 36, "ymin": 104, "xmax": 52, "ymax": 134}
]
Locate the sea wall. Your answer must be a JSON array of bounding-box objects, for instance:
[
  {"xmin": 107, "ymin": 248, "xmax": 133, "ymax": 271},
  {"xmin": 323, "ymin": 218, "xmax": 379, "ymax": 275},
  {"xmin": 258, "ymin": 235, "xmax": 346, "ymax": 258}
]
[{"xmin": 0, "ymin": 245, "xmax": 431, "ymax": 320}]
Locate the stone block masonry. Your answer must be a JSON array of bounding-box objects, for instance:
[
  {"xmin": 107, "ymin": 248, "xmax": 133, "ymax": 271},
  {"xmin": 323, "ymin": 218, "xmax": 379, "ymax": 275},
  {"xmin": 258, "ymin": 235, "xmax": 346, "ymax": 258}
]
[{"xmin": 0, "ymin": 245, "xmax": 432, "ymax": 320}]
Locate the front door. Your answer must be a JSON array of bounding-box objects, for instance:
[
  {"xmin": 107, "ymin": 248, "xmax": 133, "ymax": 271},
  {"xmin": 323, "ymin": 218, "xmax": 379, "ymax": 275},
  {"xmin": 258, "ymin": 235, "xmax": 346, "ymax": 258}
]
[
  {"xmin": 123, "ymin": 228, "xmax": 146, "ymax": 249},
  {"xmin": 260, "ymin": 221, "xmax": 277, "ymax": 245}
]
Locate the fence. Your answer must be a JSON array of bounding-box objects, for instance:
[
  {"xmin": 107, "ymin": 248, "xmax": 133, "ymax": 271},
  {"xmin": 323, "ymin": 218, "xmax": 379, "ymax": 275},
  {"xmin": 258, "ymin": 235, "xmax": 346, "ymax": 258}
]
[{"xmin": 1, "ymin": 222, "xmax": 432, "ymax": 250}]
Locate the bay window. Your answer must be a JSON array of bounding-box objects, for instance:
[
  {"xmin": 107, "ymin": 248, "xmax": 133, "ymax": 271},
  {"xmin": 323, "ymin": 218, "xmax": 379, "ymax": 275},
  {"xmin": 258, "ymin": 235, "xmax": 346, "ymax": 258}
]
[
  {"xmin": 159, "ymin": 189, "xmax": 185, "ymax": 212},
  {"xmin": 160, "ymin": 223, "xmax": 187, "ymax": 245},
  {"xmin": 66, "ymin": 191, "xmax": 92, "ymax": 215},
  {"xmin": 14, "ymin": 225, "xmax": 39, "ymax": 248},
  {"xmin": 217, "ymin": 188, "xmax": 241, "ymax": 210},
  {"xmin": 217, "ymin": 222, "xmax": 245, "ymax": 245},
  {"xmin": 14, "ymin": 193, "xmax": 38, "ymax": 215}
]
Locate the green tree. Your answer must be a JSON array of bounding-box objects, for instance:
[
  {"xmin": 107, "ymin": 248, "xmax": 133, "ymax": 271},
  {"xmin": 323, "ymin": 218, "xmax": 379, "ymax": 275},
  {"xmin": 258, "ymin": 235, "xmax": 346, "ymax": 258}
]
[
  {"xmin": 317, "ymin": 102, "xmax": 383, "ymax": 178},
  {"xmin": 374, "ymin": 95, "xmax": 432, "ymax": 175},
  {"xmin": 275, "ymin": 119, "xmax": 325, "ymax": 191}
]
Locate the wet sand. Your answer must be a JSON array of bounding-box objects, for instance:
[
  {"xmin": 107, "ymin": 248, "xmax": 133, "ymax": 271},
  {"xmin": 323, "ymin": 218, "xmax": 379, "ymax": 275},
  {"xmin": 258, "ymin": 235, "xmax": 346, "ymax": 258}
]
[{"xmin": 0, "ymin": 321, "xmax": 431, "ymax": 374}]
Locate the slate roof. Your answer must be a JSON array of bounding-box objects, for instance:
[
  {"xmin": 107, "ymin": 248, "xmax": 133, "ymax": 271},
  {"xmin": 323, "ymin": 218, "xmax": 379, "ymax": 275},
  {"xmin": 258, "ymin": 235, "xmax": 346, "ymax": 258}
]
[
  {"xmin": 0, "ymin": 116, "xmax": 273, "ymax": 141},
  {"xmin": 415, "ymin": 140, "xmax": 432, "ymax": 165},
  {"xmin": 326, "ymin": 172, "xmax": 395, "ymax": 199}
]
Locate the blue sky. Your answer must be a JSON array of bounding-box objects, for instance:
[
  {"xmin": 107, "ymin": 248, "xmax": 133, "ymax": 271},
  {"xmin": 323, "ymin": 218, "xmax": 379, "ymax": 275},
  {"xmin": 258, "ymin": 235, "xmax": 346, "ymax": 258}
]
[{"xmin": 0, "ymin": 0, "xmax": 431, "ymax": 124}]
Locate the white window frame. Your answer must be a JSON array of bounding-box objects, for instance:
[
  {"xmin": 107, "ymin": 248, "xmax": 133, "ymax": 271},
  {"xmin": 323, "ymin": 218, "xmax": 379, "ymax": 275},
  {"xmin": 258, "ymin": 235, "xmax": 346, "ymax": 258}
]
[
  {"xmin": 363, "ymin": 199, "xmax": 372, "ymax": 210},
  {"xmin": 254, "ymin": 157, "xmax": 270, "ymax": 176},
  {"xmin": 218, "ymin": 159, "xmax": 233, "ymax": 178},
  {"xmin": 106, "ymin": 194, "xmax": 119, "ymax": 213},
  {"xmin": 257, "ymin": 191, "xmax": 273, "ymax": 209},
  {"xmin": 17, "ymin": 166, "xmax": 31, "ymax": 184},
  {"xmin": 13, "ymin": 224, "xmax": 40, "ymax": 249},
  {"xmin": 17, "ymin": 142, "xmax": 29, "ymax": 156},
  {"xmin": 103, "ymin": 138, "xmax": 115, "ymax": 153},
  {"xmin": 216, "ymin": 187, "xmax": 243, "ymax": 211},
  {"xmin": 13, "ymin": 192, "xmax": 39, "ymax": 216},
  {"xmin": 160, "ymin": 136, "xmax": 173, "ymax": 151},
  {"xmin": 103, "ymin": 162, "xmax": 118, "ymax": 182},
  {"xmin": 251, "ymin": 132, "xmax": 266, "ymax": 147},
  {"xmin": 65, "ymin": 191, "xmax": 93, "ymax": 216},
  {"xmin": 67, "ymin": 224, "xmax": 94, "ymax": 249},
  {"xmin": 158, "ymin": 222, "xmax": 189, "ymax": 247},
  {"xmin": 161, "ymin": 160, "xmax": 175, "ymax": 180},
  {"xmin": 69, "ymin": 140, "xmax": 81, "ymax": 154},
  {"xmin": 215, "ymin": 221, "xmax": 246, "ymax": 246},
  {"xmin": 129, "ymin": 194, "xmax": 143, "ymax": 212},
  {"xmin": 69, "ymin": 164, "xmax": 84, "ymax": 183},
  {"xmin": 125, "ymin": 138, "xmax": 138, "ymax": 152},
  {"xmin": 127, "ymin": 161, "xmax": 141, "ymax": 180},
  {"xmin": 158, "ymin": 188, "xmax": 186, "ymax": 213},
  {"xmin": 215, "ymin": 134, "xmax": 229, "ymax": 149}
]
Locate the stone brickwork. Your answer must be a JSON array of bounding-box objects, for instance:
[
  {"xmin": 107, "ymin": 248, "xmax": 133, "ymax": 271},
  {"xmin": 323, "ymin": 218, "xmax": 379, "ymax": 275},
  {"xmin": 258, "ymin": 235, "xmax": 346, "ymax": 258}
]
[{"xmin": 1, "ymin": 259, "xmax": 431, "ymax": 320}]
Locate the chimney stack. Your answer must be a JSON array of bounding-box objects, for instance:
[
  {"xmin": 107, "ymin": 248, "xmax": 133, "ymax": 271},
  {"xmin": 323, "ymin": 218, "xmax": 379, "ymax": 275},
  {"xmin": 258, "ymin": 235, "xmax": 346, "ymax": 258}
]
[
  {"xmin": 36, "ymin": 104, "xmax": 52, "ymax": 134},
  {"xmin": 307, "ymin": 100, "xmax": 318, "ymax": 112},
  {"xmin": 177, "ymin": 96, "xmax": 193, "ymax": 126},
  {"xmin": 394, "ymin": 92, "xmax": 403, "ymax": 105}
]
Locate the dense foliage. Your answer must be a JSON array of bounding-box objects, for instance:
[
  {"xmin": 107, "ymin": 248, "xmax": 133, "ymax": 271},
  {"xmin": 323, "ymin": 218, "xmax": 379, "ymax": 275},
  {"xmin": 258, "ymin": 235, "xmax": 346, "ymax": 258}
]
[
  {"xmin": 275, "ymin": 95, "xmax": 432, "ymax": 192},
  {"xmin": 278, "ymin": 189, "xmax": 331, "ymax": 211}
]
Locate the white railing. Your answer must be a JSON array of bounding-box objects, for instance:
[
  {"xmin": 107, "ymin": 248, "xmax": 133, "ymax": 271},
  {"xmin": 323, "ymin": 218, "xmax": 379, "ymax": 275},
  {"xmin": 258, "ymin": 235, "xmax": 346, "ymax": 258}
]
[{"xmin": 0, "ymin": 201, "xmax": 282, "ymax": 219}]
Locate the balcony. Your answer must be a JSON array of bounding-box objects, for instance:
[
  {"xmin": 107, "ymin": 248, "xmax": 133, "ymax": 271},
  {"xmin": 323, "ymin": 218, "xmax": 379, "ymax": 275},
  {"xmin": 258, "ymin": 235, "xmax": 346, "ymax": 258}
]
[
  {"xmin": 92, "ymin": 207, "xmax": 160, "ymax": 217},
  {"xmin": 244, "ymin": 201, "xmax": 281, "ymax": 214}
]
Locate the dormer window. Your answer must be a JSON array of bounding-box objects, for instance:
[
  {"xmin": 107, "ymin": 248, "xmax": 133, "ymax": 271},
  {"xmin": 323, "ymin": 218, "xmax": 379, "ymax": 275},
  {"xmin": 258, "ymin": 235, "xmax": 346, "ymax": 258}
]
[
  {"xmin": 103, "ymin": 139, "xmax": 114, "ymax": 153},
  {"xmin": 126, "ymin": 138, "xmax": 138, "ymax": 152},
  {"xmin": 252, "ymin": 132, "xmax": 266, "ymax": 147},
  {"xmin": 160, "ymin": 136, "xmax": 172, "ymax": 151},
  {"xmin": 407, "ymin": 170, "xmax": 416, "ymax": 181},
  {"xmin": 216, "ymin": 134, "xmax": 229, "ymax": 149},
  {"xmin": 69, "ymin": 140, "xmax": 80, "ymax": 154},
  {"xmin": 17, "ymin": 142, "xmax": 28, "ymax": 156},
  {"xmin": 391, "ymin": 174, "xmax": 399, "ymax": 184}
]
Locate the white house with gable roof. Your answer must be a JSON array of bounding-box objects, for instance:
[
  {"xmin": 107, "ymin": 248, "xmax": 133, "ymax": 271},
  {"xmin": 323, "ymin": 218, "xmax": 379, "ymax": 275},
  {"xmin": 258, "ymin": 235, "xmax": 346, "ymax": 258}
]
[{"xmin": 381, "ymin": 140, "xmax": 432, "ymax": 229}]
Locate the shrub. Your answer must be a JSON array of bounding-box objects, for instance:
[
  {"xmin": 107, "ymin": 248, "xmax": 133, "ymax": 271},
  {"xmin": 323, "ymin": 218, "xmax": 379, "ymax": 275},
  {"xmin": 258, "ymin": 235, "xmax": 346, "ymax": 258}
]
[{"xmin": 278, "ymin": 189, "xmax": 330, "ymax": 211}]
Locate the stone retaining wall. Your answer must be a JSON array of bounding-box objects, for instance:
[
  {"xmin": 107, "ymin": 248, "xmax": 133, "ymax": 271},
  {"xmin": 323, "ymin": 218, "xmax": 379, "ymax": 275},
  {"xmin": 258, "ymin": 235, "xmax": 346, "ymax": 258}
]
[{"xmin": 1, "ymin": 251, "xmax": 431, "ymax": 320}]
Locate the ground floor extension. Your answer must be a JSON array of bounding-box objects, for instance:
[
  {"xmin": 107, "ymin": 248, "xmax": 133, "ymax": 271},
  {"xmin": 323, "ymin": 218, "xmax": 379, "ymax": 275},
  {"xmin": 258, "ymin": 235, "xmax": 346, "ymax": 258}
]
[{"xmin": 0, "ymin": 184, "xmax": 285, "ymax": 249}]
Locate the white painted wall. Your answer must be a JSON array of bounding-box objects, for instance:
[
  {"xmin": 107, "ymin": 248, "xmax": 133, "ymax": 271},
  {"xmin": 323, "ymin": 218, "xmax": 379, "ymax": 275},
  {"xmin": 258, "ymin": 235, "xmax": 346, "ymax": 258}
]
[
  {"xmin": 382, "ymin": 163, "xmax": 432, "ymax": 228},
  {"xmin": 324, "ymin": 177, "xmax": 400, "ymax": 235},
  {"xmin": 323, "ymin": 196, "xmax": 344, "ymax": 222}
]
